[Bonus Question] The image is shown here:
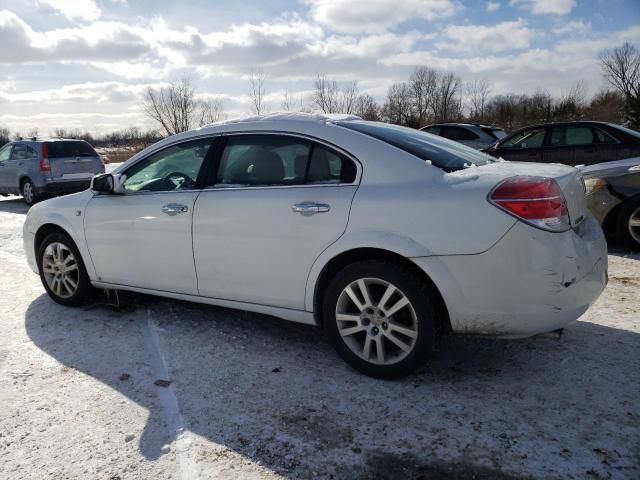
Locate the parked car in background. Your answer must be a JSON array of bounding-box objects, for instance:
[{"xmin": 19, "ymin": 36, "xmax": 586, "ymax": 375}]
[
  {"xmin": 0, "ymin": 138, "xmax": 104, "ymax": 205},
  {"xmin": 582, "ymin": 157, "xmax": 640, "ymax": 249},
  {"xmin": 23, "ymin": 114, "xmax": 607, "ymax": 379},
  {"xmin": 420, "ymin": 123, "xmax": 507, "ymax": 149},
  {"xmin": 486, "ymin": 121, "xmax": 640, "ymax": 166}
]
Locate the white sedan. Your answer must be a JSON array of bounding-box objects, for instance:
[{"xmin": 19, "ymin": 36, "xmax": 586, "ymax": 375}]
[{"xmin": 23, "ymin": 113, "xmax": 608, "ymax": 378}]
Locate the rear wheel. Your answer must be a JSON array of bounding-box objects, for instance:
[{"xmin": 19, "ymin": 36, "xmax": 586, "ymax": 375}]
[
  {"xmin": 38, "ymin": 232, "xmax": 94, "ymax": 305},
  {"xmin": 21, "ymin": 178, "xmax": 38, "ymax": 206},
  {"xmin": 616, "ymin": 196, "xmax": 640, "ymax": 250},
  {"xmin": 323, "ymin": 260, "xmax": 437, "ymax": 379}
]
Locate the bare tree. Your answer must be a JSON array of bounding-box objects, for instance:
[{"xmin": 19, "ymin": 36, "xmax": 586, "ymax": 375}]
[
  {"xmin": 466, "ymin": 78, "xmax": 491, "ymax": 123},
  {"xmin": 382, "ymin": 83, "xmax": 414, "ymax": 126},
  {"xmin": 312, "ymin": 74, "xmax": 359, "ymax": 114},
  {"xmin": 432, "ymin": 72, "xmax": 462, "ymax": 122},
  {"xmin": 0, "ymin": 127, "xmax": 10, "ymax": 147},
  {"xmin": 281, "ymin": 90, "xmax": 309, "ymax": 112},
  {"xmin": 409, "ymin": 67, "xmax": 438, "ymax": 126},
  {"xmin": 142, "ymin": 78, "xmax": 197, "ymax": 135},
  {"xmin": 27, "ymin": 127, "xmax": 39, "ymax": 139},
  {"xmin": 198, "ymin": 98, "xmax": 227, "ymax": 126},
  {"xmin": 354, "ymin": 94, "xmax": 381, "ymax": 121},
  {"xmin": 600, "ymin": 42, "xmax": 640, "ymax": 127},
  {"xmin": 248, "ymin": 68, "xmax": 267, "ymax": 115}
]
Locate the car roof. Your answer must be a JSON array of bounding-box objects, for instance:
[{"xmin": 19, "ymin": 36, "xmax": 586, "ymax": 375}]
[{"xmin": 423, "ymin": 122, "xmax": 502, "ymax": 129}]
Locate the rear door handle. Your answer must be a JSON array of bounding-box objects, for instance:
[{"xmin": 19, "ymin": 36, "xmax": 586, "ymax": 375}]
[
  {"xmin": 162, "ymin": 204, "xmax": 189, "ymax": 216},
  {"xmin": 292, "ymin": 202, "xmax": 330, "ymax": 216}
]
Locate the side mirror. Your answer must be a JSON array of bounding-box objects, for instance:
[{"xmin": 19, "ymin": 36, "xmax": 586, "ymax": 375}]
[{"xmin": 91, "ymin": 173, "xmax": 114, "ymax": 193}]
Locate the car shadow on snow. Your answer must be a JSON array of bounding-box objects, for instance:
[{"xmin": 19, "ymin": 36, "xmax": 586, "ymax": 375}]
[
  {"xmin": 0, "ymin": 197, "xmax": 29, "ymax": 214},
  {"xmin": 25, "ymin": 292, "xmax": 640, "ymax": 479}
]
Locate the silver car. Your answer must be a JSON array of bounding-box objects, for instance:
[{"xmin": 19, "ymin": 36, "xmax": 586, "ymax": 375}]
[
  {"xmin": 0, "ymin": 139, "xmax": 104, "ymax": 205},
  {"xmin": 23, "ymin": 114, "xmax": 607, "ymax": 378},
  {"xmin": 421, "ymin": 123, "xmax": 507, "ymax": 150}
]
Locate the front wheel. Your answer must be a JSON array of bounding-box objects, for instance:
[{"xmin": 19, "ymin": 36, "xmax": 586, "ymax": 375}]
[
  {"xmin": 38, "ymin": 232, "xmax": 94, "ymax": 305},
  {"xmin": 323, "ymin": 260, "xmax": 437, "ymax": 379},
  {"xmin": 21, "ymin": 179, "xmax": 38, "ymax": 206}
]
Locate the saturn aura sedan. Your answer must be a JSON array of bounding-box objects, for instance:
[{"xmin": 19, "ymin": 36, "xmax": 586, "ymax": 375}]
[{"xmin": 23, "ymin": 113, "xmax": 608, "ymax": 378}]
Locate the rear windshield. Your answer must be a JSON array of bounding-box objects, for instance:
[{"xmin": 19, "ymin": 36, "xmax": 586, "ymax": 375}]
[
  {"xmin": 483, "ymin": 127, "xmax": 507, "ymax": 140},
  {"xmin": 610, "ymin": 124, "xmax": 640, "ymax": 139},
  {"xmin": 46, "ymin": 141, "xmax": 97, "ymax": 158},
  {"xmin": 336, "ymin": 121, "xmax": 495, "ymax": 172}
]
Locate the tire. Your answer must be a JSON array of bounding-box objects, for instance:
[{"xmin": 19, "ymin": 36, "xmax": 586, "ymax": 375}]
[
  {"xmin": 616, "ymin": 195, "xmax": 640, "ymax": 250},
  {"xmin": 21, "ymin": 178, "xmax": 38, "ymax": 206},
  {"xmin": 323, "ymin": 260, "xmax": 437, "ymax": 379},
  {"xmin": 37, "ymin": 232, "xmax": 94, "ymax": 306}
]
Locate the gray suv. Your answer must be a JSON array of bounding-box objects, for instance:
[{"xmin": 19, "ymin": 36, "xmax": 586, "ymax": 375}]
[
  {"xmin": 0, "ymin": 139, "xmax": 104, "ymax": 205},
  {"xmin": 421, "ymin": 123, "xmax": 507, "ymax": 150}
]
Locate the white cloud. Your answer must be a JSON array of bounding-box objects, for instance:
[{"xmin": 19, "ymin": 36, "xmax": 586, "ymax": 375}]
[
  {"xmin": 37, "ymin": 0, "xmax": 101, "ymax": 22},
  {"xmin": 553, "ymin": 20, "xmax": 591, "ymax": 36},
  {"xmin": 304, "ymin": 0, "xmax": 458, "ymax": 33},
  {"xmin": 437, "ymin": 19, "xmax": 535, "ymax": 52},
  {"xmin": 486, "ymin": 1, "xmax": 500, "ymax": 12},
  {"xmin": 509, "ymin": 0, "xmax": 575, "ymax": 15}
]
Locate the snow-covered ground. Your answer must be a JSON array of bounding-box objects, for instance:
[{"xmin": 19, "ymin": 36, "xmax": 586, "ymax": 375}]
[{"xmin": 0, "ymin": 196, "xmax": 638, "ymax": 479}]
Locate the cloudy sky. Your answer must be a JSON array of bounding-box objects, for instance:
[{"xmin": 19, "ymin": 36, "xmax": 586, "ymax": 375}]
[{"xmin": 0, "ymin": 0, "xmax": 639, "ymax": 135}]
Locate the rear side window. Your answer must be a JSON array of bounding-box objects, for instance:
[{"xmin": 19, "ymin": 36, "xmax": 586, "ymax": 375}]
[
  {"xmin": 214, "ymin": 135, "xmax": 357, "ymax": 186},
  {"xmin": 502, "ymin": 128, "xmax": 547, "ymax": 149},
  {"xmin": 592, "ymin": 128, "xmax": 616, "ymax": 144},
  {"xmin": 336, "ymin": 121, "xmax": 494, "ymax": 172},
  {"xmin": 10, "ymin": 144, "xmax": 38, "ymax": 160},
  {"xmin": 439, "ymin": 126, "xmax": 479, "ymax": 141},
  {"xmin": 46, "ymin": 141, "xmax": 97, "ymax": 158}
]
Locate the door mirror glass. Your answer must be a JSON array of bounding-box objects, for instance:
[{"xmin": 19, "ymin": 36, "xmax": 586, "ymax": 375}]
[{"xmin": 91, "ymin": 173, "xmax": 114, "ymax": 193}]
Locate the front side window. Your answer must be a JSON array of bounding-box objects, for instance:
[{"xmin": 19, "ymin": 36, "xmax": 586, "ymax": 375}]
[
  {"xmin": 422, "ymin": 126, "xmax": 440, "ymax": 135},
  {"xmin": 502, "ymin": 128, "xmax": 547, "ymax": 149},
  {"xmin": 123, "ymin": 138, "xmax": 212, "ymax": 192}
]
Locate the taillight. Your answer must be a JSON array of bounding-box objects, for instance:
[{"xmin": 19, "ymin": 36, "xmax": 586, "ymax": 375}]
[
  {"xmin": 489, "ymin": 176, "xmax": 570, "ymax": 232},
  {"xmin": 39, "ymin": 143, "xmax": 50, "ymax": 172}
]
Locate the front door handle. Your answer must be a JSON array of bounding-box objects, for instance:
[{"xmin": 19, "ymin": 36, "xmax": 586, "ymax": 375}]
[
  {"xmin": 292, "ymin": 202, "xmax": 330, "ymax": 216},
  {"xmin": 162, "ymin": 203, "xmax": 189, "ymax": 216}
]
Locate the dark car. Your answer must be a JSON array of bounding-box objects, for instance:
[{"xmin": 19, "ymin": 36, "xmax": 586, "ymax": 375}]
[
  {"xmin": 582, "ymin": 157, "xmax": 640, "ymax": 249},
  {"xmin": 485, "ymin": 122, "xmax": 640, "ymax": 166},
  {"xmin": 420, "ymin": 123, "xmax": 507, "ymax": 150}
]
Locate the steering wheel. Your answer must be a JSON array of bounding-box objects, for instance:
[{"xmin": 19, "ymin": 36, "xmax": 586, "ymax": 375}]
[{"xmin": 161, "ymin": 171, "xmax": 195, "ymax": 191}]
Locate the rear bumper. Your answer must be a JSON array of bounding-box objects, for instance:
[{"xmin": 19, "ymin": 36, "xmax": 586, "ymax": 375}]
[
  {"xmin": 39, "ymin": 180, "xmax": 91, "ymax": 195},
  {"xmin": 413, "ymin": 216, "xmax": 608, "ymax": 338}
]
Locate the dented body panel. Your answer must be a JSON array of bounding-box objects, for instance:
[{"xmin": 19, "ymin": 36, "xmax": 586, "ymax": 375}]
[{"xmin": 412, "ymin": 216, "xmax": 607, "ymax": 337}]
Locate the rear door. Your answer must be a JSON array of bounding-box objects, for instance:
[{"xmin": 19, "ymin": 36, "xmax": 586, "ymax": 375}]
[
  {"xmin": 193, "ymin": 134, "xmax": 359, "ymax": 310},
  {"xmin": 494, "ymin": 126, "xmax": 547, "ymax": 162},
  {"xmin": 46, "ymin": 141, "xmax": 103, "ymax": 182}
]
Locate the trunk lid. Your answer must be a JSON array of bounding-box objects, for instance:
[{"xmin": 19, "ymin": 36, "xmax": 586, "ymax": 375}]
[
  {"xmin": 46, "ymin": 141, "xmax": 103, "ymax": 180},
  {"xmin": 469, "ymin": 161, "xmax": 589, "ymax": 228}
]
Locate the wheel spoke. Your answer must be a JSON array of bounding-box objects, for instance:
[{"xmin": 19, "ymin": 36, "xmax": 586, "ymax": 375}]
[
  {"xmin": 362, "ymin": 336, "xmax": 372, "ymax": 361},
  {"xmin": 383, "ymin": 331, "xmax": 412, "ymax": 353},
  {"xmin": 383, "ymin": 296, "xmax": 410, "ymax": 318},
  {"xmin": 65, "ymin": 264, "xmax": 78, "ymax": 272},
  {"xmin": 344, "ymin": 285, "xmax": 366, "ymax": 311},
  {"xmin": 336, "ymin": 313, "xmax": 360, "ymax": 323},
  {"xmin": 377, "ymin": 284, "xmax": 396, "ymax": 310},
  {"xmin": 374, "ymin": 336, "xmax": 385, "ymax": 363},
  {"xmin": 340, "ymin": 325, "xmax": 364, "ymax": 337},
  {"xmin": 629, "ymin": 218, "xmax": 640, "ymax": 227},
  {"xmin": 64, "ymin": 276, "xmax": 77, "ymax": 290},
  {"xmin": 63, "ymin": 254, "xmax": 75, "ymax": 265},
  {"xmin": 357, "ymin": 279, "xmax": 372, "ymax": 307},
  {"xmin": 388, "ymin": 321, "xmax": 418, "ymax": 339}
]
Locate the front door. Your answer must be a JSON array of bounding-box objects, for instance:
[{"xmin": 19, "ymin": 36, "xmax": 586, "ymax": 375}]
[
  {"xmin": 0, "ymin": 144, "xmax": 14, "ymax": 190},
  {"xmin": 496, "ymin": 126, "xmax": 547, "ymax": 162},
  {"xmin": 84, "ymin": 138, "xmax": 215, "ymax": 294},
  {"xmin": 193, "ymin": 134, "xmax": 359, "ymax": 310}
]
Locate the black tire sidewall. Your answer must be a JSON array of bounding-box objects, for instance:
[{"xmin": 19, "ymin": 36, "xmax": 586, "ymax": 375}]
[
  {"xmin": 616, "ymin": 195, "xmax": 640, "ymax": 250},
  {"xmin": 323, "ymin": 260, "xmax": 436, "ymax": 379},
  {"xmin": 37, "ymin": 232, "xmax": 93, "ymax": 306}
]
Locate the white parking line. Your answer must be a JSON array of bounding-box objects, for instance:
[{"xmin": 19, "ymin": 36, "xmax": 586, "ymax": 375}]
[{"xmin": 142, "ymin": 308, "xmax": 200, "ymax": 480}]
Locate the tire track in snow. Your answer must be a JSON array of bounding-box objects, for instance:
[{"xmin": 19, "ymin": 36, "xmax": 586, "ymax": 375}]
[{"xmin": 142, "ymin": 308, "xmax": 200, "ymax": 480}]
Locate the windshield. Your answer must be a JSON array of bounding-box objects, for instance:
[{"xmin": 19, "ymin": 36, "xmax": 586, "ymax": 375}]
[{"xmin": 336, "ymin": 121, "xmax": 495, "ymax": 172}]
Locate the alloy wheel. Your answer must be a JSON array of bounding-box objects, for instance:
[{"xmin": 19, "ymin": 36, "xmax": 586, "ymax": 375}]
[
  {"xmin": 22, "ymin": 181, "xmax": 34, "ymax": 204},
  {"xmin": 629, "ymin": 206, "xmax": 640, "ymax": 245},
  {"xmin": 42, "ymin": 242, "xmax": 79, "ymax": 299},
  {"xmin": 335, "ymin": 277, "xmax": 418, "ymax": 365}
]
